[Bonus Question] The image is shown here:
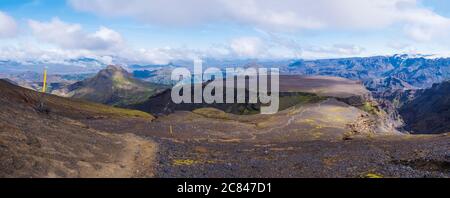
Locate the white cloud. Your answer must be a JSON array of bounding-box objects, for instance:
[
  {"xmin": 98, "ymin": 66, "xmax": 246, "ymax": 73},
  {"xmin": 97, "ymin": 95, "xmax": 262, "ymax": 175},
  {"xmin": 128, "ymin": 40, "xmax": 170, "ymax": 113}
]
[
  {"xmin": 2, "ymin": 0, "xmax": 449, "ymax": 66},
  {"xmin": 401, "ymin": 9, "xmax": 450, "ymax": 42},
  {"xmin": 0, "ymin": 11, "xmax": 18, "ymax": 38},
  {"xmin": 0, "ymin": 12, "xmax": 371, "ymax": 64},
  {"xmin": 207, "ymin": 36, "xmax": 366, "ymax": 60},
  {"xmin": 0, "ymin": 44, "xmax": 111, "ymax": 65},
  {"xmin": 298, "ymin": 44, "xmax": 366, "ymax": 59},
  {"xmin": 69, "ymin": 0, "xmax": 450, "ymax": 41},
  {"xmin": 69, "ymin": 0, "xmax": 224, "ymax": 27},
  {"xmin": 230, "ymin": 37, "xmax": 266, "ymax": 58},
  {"xmin": 387, "ymin": 42, "xmax": 411, "ymax": 50},
  {"xmin": 122, "ymin": 47, "xmax": 203, "ymax": 65},
  {"xmin": 28, "ymin": 18, "xmax": 125, "ymax": 50},
  {"xmin": 308, "ymin": 44, "xmax": 365, "ymax": 56}
]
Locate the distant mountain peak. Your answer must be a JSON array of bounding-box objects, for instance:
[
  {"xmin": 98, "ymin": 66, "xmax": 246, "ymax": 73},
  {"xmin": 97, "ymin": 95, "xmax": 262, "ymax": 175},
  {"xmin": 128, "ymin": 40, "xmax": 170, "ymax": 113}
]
[
  {"xmin": 97, "ymin": 65, "xmax": 131, "ymax": 80},
  {"xmin": 105, "ymin": 65, "xmax": 126, "ymax": 71},
  {"xmin": 393, "ymin": 53, "xmax": 450, "ymax": 60},
  {"xmin": 52, "ymin": 65, "xmax": 167, "ymax": 107}
]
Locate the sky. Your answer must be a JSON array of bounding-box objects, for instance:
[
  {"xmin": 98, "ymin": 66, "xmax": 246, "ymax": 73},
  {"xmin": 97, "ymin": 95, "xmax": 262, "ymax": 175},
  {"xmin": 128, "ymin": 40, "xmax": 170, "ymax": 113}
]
[{"xmin": 1, "ymin": 0, "xmax": 450, "ymax": 65}]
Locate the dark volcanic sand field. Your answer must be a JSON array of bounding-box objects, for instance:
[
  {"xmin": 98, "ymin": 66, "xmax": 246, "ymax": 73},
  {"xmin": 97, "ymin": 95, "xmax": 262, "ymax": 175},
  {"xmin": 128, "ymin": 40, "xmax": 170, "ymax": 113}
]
[{"xmin": 83, "ymin": 108, "xmax": 450, "ymax": 178}]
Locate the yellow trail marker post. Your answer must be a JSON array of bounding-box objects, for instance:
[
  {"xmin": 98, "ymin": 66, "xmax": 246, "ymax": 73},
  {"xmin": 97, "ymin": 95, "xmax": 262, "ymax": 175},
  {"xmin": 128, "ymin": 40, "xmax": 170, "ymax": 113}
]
[
  {"xmin": 42, "ymin": 67, "xmax": 47, "ymax": 93},
  {"xmin": 36, "ymin": 67, "xmax": 48, "ymax": 113}
]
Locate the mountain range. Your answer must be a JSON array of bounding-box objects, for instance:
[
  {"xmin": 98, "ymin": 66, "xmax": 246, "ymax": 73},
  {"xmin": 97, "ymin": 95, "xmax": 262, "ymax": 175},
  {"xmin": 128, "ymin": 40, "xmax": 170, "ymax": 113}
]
[
  {"xmin": 2, "ymin": 54, "xmax": 449, "ymax": 89},
  {"xmin": 0, "ymin": 58, "xmax": 106, "ymax": 74},
  {"xmin": 284, "ymin": 54, "xmax": 450, "ymax": 92},
  {"xmin": 3, "ymin": 54, "xmax": 449, "ymax": 135},
  {"xmin": 127, "ymin": 54, "xmax": 450, "ymax": 94}
]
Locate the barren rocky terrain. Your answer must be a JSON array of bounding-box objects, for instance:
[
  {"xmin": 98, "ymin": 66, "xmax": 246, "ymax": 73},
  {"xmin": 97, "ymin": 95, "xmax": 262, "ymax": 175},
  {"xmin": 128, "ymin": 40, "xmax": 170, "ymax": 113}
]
[
  {"xmin": 0, "ymin": 76, "xmax": 449, "ymax": 178},
  {"xmin": 0, "ymin": 80, "xmax": 158, "ymax": 178}
]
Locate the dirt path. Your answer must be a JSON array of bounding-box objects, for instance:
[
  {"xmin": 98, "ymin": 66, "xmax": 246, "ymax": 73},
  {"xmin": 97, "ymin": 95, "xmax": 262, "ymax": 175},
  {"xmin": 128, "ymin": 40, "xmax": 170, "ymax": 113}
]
[
  {"xmin": 76, "ymin": 133, "xmax": 158, "ymax": 178},
  {"xmin": 119, "ymin": 134, "xmax": 158, "ymax": 178}
]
